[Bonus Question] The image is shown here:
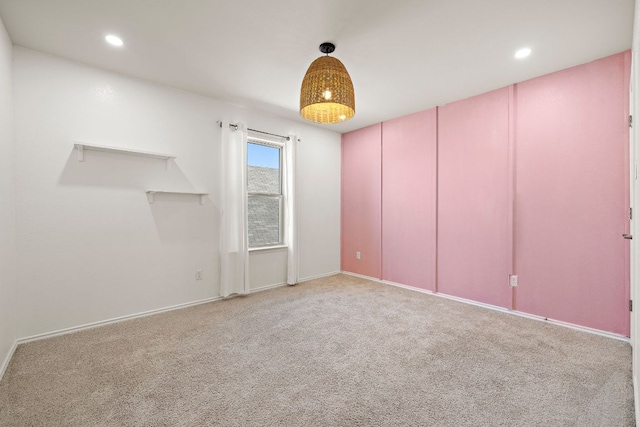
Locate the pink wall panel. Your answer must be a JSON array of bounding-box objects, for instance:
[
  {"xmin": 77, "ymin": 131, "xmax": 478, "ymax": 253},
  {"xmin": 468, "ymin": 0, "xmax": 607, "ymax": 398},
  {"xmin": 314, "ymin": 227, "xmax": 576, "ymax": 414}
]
[
  {"xmin": 438, "ymin": 88, "xmax": 512, "ymax": 308},
  {"xmin": 382, "ymin": 109, "xmax": 437, "ymax": 290},
  {"xmin": 341, "ymin": 124, "xmax": 382, "ymax": 278},
  {"xmin": 514, "ymin": 52, "xmax": 630, "ymax": 335}
]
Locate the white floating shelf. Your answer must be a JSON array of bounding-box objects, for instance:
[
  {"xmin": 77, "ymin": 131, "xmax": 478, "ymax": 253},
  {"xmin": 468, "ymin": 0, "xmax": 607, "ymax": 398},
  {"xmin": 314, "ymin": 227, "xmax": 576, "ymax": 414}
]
[
  {"xmin": 146, "ymin": 190, "xmax": 208, "ymax": 205},
  {"xmin": 74, "ymin": 143, "xmax": 176, "ymax": 169}
]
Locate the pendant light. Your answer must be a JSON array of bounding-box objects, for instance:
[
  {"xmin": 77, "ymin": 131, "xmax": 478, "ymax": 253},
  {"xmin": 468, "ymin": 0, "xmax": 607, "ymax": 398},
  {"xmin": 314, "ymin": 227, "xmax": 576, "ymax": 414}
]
[{"xmin": 300, "ymin": 42, "xmax": 355, "ymax": 124}]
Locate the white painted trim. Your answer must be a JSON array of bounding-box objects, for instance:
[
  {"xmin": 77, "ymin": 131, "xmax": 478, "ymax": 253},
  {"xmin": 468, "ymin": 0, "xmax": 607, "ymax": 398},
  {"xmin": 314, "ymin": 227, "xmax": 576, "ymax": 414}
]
[
  {"xmin": 250, "ymin": 282, "xmax": 287, "ymax": 293},
  {"xmin": 635, "ymin": 374, "xmax": 640, "ymax": 426},
  {"xmin": 382, "ymin": 278, "xmax": 436, "ymax": 295},
  {"xmin": 11, "ymin": 272, "xmax": 334, "ymax": 348},
  {"xmin": 631, "ymin": 7, "xmax": 639, "ymax": 426},
  {"xmin": 298, "ymin": 271, "xmax": 342, "ymax": 283},
  {"xmin": 341, "ymin": 271, "xmax": 382, "ymax": 282},
  {"xmin": 17, "ymin": 296, "xmax": 223, "ymax": 344},
  {"xmin": 510, "ymin": 308, "xmax": 630, "ymax": 342},
  {"xmin": 0, "ymin": 340, "xmax": 17, "ymax": 381},
  {"xmin": 342, "ymin": 271, "xmax": 630, "ymax": 342},
  {"xmin": 248, "ymin": 245, "xmax": 288, "ymax": 254}
]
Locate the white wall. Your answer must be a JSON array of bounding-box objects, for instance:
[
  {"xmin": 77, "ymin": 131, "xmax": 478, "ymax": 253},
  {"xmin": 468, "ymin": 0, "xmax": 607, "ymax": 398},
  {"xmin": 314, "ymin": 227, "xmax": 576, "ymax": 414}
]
[
  {"xmin": 13, "ymin": 47, "xmax": 341, "ymax": 339},
  {"xmin": 0, "ymin": 16, "xmax": 16, "ymax": 376},
  {"xmin": 249, "ymin": 248, "xmax": 287, "ymax": 291},
  {"xmin": 297, "ymin": 131, "xmax": 342, "ymax": 280}
]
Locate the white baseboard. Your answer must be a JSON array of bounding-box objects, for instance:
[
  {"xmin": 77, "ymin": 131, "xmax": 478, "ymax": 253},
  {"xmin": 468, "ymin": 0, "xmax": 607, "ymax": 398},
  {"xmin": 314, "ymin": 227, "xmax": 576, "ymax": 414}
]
[
  {"xmin": 11, "ymin": 272, "xmax": 338, "ymax": 348},
  {"xmin": 248, "ymin": 270, "xmax": 343, "ymax": 293},
  {"xmin": 509, "ymin": 308, "xmax": 629, "ymax": 342},
  {"xmin": 250, "ymin": 282, "xmax": 287, "ymax": 293},
  {"xmin": 340, "ymin": 271, "xmax": 381, "ymax": 283},
  {"xmin": 341, "ymin": 271, "xmax": 629, "ymax": 342},
  {"xmin": 17, "ymin": 296, "xmax": 223, "ymax": 345},
  {"xmin": 298, "ymin": 270, "xmax": 342, "ymax": 283},
  {"xmin": 0, "ymin": 340, "xmax": 17, "ymax": 381}
]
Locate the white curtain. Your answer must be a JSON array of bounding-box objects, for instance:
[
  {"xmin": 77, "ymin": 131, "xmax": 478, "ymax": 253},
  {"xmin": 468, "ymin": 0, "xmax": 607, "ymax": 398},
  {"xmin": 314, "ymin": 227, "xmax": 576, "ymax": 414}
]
[
  {"xmin": 220, "ymin": 121, "xmax": 250, "ymax": 297},
  {"xmin": 284, "ymin": 134, "xmax": 298, "ymax": 285}
]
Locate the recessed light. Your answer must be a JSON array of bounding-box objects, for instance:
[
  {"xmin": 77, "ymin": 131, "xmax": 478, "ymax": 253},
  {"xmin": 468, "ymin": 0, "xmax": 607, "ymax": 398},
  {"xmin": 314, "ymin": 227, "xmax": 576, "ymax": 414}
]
[
  {"xmin": 515, "ymin": 47, "xmax": 532, "ymax": 59},
  {"xmin": 105, "ymin": 34, "xmax": 124, "ymax": 47}
]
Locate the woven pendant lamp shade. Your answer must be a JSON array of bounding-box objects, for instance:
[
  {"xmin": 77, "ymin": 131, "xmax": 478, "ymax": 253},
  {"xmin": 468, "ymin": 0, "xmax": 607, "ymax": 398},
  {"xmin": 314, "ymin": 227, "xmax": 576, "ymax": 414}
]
[{"xmin": 300, "ymin": 44, "xmax": 355, "ymax": 124}]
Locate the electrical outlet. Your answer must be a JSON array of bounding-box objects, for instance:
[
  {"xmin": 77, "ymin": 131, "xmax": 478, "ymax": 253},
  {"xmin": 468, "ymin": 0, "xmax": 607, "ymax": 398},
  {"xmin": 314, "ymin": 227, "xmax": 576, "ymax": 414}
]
[
  {"xmin": 195, "ymin": 270, "xmax": 203, "ymax": 280},
  {"xmin": 509, "ymin": 274, "xmax": 518, "ymax": 287},
  {"xmin": 356, "ymin": 251, "xmax": 361, "ymax": 260}
]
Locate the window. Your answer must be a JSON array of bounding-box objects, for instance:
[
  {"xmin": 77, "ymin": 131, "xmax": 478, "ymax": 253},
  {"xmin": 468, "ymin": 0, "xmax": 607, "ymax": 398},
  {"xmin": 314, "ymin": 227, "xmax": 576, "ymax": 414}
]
[{"xmin": 247, "ymin": 140, "xmax": 283, "ymax": 248}]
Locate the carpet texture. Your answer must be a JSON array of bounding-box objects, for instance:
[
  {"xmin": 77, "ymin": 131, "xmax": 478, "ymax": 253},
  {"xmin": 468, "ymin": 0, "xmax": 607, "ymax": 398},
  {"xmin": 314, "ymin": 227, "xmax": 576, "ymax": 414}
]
[{"xmin": 0, "ymin": 274, "xmax": 634, "ymax": 426}]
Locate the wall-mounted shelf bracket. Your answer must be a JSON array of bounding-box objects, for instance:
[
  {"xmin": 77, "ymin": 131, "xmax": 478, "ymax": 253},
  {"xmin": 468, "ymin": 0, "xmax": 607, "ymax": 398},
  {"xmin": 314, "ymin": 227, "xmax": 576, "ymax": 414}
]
[
  {"xmin": 146, "ymin": 190, "xmax": 208, "ymax": 205},
  {"xmin": 74, "ymin": 143, "xmax": 176, "ymax": 169}
]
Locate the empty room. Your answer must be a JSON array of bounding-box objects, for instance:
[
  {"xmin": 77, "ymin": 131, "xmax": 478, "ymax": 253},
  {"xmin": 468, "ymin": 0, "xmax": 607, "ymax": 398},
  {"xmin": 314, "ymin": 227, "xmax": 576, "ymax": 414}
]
[{"xmin": 0, "ymin": 0, "xmax": 639, "ymax": 425}]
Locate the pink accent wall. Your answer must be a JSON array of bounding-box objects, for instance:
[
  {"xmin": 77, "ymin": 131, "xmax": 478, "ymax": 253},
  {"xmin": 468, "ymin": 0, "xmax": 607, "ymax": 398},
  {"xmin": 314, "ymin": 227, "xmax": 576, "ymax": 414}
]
[
  {"xmin": 382, "ymin": 109, "xmax": 437, "ymax": 290},
  {"xmin": 437, "ymin": 88, "xmax": 512, "ymax": 308},
  {"xmin": 341, "ymin": 124, "xmax": 382, "ymax": 278},
  {"xmin": 514, "ymin": 52, "xmax": 630, "ymax": 335},
  {"xmin": 339, "ymin": 51, "xmax": 630, "ymax": 336}
]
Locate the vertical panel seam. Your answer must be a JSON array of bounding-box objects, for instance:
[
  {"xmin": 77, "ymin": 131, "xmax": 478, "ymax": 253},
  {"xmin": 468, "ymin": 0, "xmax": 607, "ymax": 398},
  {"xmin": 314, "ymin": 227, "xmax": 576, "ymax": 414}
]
[
  {"xmin": 508, "ymin": 84, "xmax": 517, "ymax": 311},
  {"xmin": 379, "ymin": 122, "xmax": 384, "ymax": 280}
]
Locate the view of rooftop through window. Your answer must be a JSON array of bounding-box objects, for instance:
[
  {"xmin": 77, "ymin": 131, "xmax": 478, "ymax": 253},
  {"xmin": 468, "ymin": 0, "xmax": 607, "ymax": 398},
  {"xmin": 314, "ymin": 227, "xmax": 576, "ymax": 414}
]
[{"xmin": 247, "ymin": 142, "xmax": 282, "ymax": 247}]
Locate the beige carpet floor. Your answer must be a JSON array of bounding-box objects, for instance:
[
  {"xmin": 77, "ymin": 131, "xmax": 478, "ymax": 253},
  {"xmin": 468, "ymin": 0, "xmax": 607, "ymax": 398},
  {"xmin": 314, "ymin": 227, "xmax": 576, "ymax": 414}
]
[{"xmin": 0, "ymin": 274, "xmax": 634, "ymax": 426}]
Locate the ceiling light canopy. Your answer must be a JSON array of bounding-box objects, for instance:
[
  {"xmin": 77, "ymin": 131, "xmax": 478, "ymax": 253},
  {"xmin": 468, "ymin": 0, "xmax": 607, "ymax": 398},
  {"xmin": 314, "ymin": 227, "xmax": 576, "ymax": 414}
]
[
  {"xmin": 515, "ymin": 47, "xmax": 532, "ymax": 59},
  {"xmin": 300, "ymin": 42, "xmax": 355, "ymax": 124},
  {"xmin": 105, "ymin": 34, "xmax": 124, "ymax": 47}
]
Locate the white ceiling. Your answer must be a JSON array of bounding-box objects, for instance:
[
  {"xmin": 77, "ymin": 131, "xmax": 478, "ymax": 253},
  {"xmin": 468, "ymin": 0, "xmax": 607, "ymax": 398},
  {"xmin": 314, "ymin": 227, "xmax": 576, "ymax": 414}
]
[{"xmin": 0, "ymin": 0, "xmax": 634, "ymax": 133}]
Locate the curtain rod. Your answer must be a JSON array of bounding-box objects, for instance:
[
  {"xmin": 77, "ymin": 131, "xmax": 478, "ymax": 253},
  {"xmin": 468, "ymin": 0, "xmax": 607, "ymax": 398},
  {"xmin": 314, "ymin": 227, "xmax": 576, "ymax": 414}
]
[{"xmin": 217, "ymin": 121, "xmax": 290, "ymax": 140}]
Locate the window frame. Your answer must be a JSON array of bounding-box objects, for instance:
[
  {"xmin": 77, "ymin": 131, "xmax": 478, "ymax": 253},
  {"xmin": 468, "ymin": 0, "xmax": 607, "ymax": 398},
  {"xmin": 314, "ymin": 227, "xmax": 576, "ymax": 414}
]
[{"xmin": 246, "ymin": 138, "xmax": 285, "ymax": 249}]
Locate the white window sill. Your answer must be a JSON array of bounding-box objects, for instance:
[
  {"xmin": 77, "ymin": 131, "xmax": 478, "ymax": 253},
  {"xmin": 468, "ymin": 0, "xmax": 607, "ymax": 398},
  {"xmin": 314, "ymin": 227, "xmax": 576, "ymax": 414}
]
[{"xmin": 249, "ymin": 245, "xmax": 288, "ymax": 254}]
